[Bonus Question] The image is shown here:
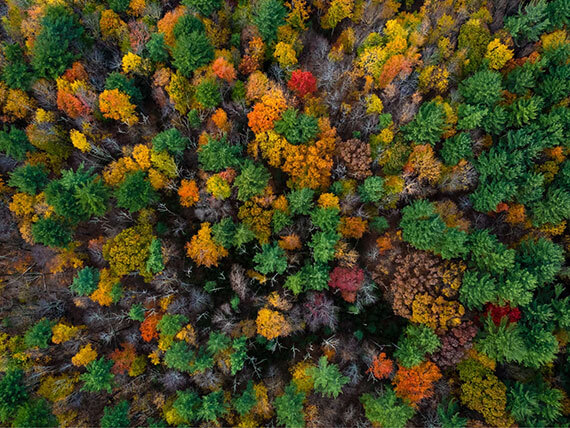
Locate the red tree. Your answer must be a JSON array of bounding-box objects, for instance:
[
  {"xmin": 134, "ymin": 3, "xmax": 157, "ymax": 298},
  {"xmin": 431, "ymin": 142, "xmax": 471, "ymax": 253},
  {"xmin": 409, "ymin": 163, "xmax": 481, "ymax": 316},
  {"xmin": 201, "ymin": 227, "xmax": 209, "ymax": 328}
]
[
  {"xmin": 288, "ymin": 70, "xmax": 317, "ymax": 97},
  {"xmin": 328, "ymin": 266, "xmax": 364, "ymax": 302}
]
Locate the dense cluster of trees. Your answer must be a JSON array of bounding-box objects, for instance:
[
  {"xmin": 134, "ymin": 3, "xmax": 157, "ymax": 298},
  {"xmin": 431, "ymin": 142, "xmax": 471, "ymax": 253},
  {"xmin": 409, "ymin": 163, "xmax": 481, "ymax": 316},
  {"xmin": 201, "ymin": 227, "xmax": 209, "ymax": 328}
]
[{"xmin": 0, "ymin": 0, "xmax": 568, "ymax": 426}]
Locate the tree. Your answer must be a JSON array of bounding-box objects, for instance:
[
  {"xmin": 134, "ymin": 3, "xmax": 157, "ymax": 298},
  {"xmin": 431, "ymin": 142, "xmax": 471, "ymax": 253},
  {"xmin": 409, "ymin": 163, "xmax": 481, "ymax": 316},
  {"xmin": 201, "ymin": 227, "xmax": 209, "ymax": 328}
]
[
  {"xmin": 274, "ymin": 109, "xmax": 319, "ymax": 144},
  {"xmin": 440, "ymin": 133, "xmax": 472, "ymax": 166},
  {"xmin": 115, "ymin": 171, "xmax": 159, "ymax": 212},
  {"xmin": 505, "ymin": 0, "xmax": 550, "ymax": 42},
  {"xmin": 81, "ymin": 358, "xmax": 115, "ymax": 393},
  {"xmin": 393, "ymin": 361, "xmax": 442, "ymax": 405},
  {"xmin": 253, "ymin": 243, "xmax": 288, "ymax": 275},
  {"xmin": 459, "ymin": 69, "xmax": 503, "ymax": 107},
  {"xmin": 288, "ymin": 70, "xmax": 317, "ymax": 97},
  {"xmin": 31, "ymin": 6, "xmax": 84, "ymax": 79},
  {"xmin": 99, "ymin": 89, "xmax": 138, "ymax": 125},
  {"xmin": 71, "ymin": 266, "xmax": 100, "ymax": 296},
  {"xmin": 197, "ymin": 390, "xmax": 227, "ymax": 422},
  {"xmin": 234, "ymin": 160, "xmax": 270, "ymax": 201},
  {"xmin": 0, "ymin": 126, "xmax": 34, "ymax": 161},
  {"xmin": 328, "ymin": 266, "xmax": 364, "ymax": 302},
  {"xmin": 307, "ymin": 356, "xmax": 349, "ymax": 398},
  {"xmin": 105, "ymin": 72, "xmax": 142, "ymax": 105},
  {"xmin": 287, "ymin": 188, "xmax": 314, "ymax": 215},
  {"xmin": 198, "ymin": 136, "xmax": 242, "ymax": 172},
  {"xmin": 275, "ymin": 383, "xmax": 306, "ymax": 428},
  {"xmin": 233, "ymin": 381, "xmax": 256, "ymax": 416},
  {"xmin": 358, "ymin": 176, "xmax": 385, "ymax": 203},
  {"xmin": 182, "ymin": 0, "xmax": 221, "ymax": 16},
  {"xmin": 12, "ymin": 399, "xmax": 57, "ymax": 428},
  {"xmin": 256, "ymin": 308, "xmax": 291, "ymax": 340},
  {"xmin": 157, "ymin": 314, "xmax": 189, "ymax": 337},
  {"xmin": 32, "ymin": 217, "xmax": 73, "ymax": 248},
  {"xmin": 360, "ymin": 388, "xmax": 415, "ymax": 428},
  {"xmin": 402, "ymin": 101, "xmax": 446, "ymax": 145},
  {"xmin": 1, "ymin": 44, "xmax": 34, "ymax": 90},
  {"xmin": 253, "ymin": 0, "xmax": 287, "ymax": 43},
  {"xmin": 195, "ymin": 79, "xmax": 221, "ymax": 109},
  {"xmin": 8, "ymin": 165, "xmax": 49, "ymax": 195},
  {"xmin": 508, "ymin": 380, "xmax": 563, "ymax": 426},
  {"xmin": 146, "ymin": 33, "xmax": 169, "ymax": 63},
  {"xmin": 394, "ymin": 324, "xmax": 440, "ymax": 368},
  {"xmin": 186, "ymin": 223, "xmax": 229, "ymax": 267},
  {"xmin": 309, "ymin": 231, "xmax": 339, "ymax": 263},
  {"xmin": 0, "ymin": 369, "xmax": 28, "ymax": 423},
  {"xmin": 172, "ymin": 32, "xmax": 214, "ymax": 77},
  {"xmin": 152, "ymin": 128, "xmax": 188, "ymax": 156},
  {"xmin": 146, "ymin": 238, "xmax": 165, "ymax": 274},
  {"xmin": 101, "ymin": 401, "xmax": 130, "ymax": 428},
  {"xmin": 173, "ymin": 390, "xmax": 200, "ymax": 424}
]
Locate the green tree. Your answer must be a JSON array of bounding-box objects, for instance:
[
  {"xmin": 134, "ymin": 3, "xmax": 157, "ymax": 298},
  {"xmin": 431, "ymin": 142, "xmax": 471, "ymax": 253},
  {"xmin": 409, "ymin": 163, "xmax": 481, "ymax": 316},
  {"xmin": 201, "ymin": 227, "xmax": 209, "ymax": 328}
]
[
  {"xmin": 516, "ymin": 237, "xmax": 564, "ymax": 286},
  {"xmin": 105, "ymin": 72, "xmax": 142, "ymax": 105},
  {"xmin": 307, "ymin": 356, "xmax": 349, "ymax": 398},
  {"xmin": 358, "ymin": 176, "xmax": 385, "ymax": 203},
  {"xmin": 198, "ymin": 136, "xmax": 242, "ymax": 172},
  {"xmin": 437, "ymin": 399, "xmax": 467, "ymax": 428},
  {"xmin": 1, "ymin": 44, "xmax": 34, "ymax": 90},
  {"xmin": 198, "ymin": 390, "xmax": 227, "ymax": 422},
  {"xmin": 157, "ymin": 314, "xmax": 188, "ymax": 337},
  {"xmin": 31, "ymin": 217, "xmax": 72, "ymax": 248},
  {"xmin": 164, "ymin": 341, "xmax": 194, "ymax": 372},
  {"xmin": 274, "ymin": 383, "xmax": 306, "ymax": 428},
  {"xmin": 508, "ymin": 380, "xmax": 563, "ymax": 426},
  {"xmin": 310, "ymin": 207, "xmax": 340, "ymax": 234},
  {"xmin": 252, "ymin": 0, "xmax": 287, "ymax": 43},
  {"xmin": 152, "ymin": 128, "xmax": 188, "ymax": 156},
  {"xmin": 230, "ymin": 336, "xmax": 248, "ymax": 375},
  {"xmin": 234, "ymin": 160, "xmax": 270, "ymax": 201},
  {"xmin": 459, "ymin": 69, "xmax": 503, "ymax": 107},
  {"xmin": 253, "ymin": 243, "xmax": 288, "ymax": 275},
  {"xmin": 80, "ymin": 358, "xmax": 115, "ymax": 393},
  {"xmin": 173, "ymin": 390, "xmax": 200, "ymax": 424},
  {"xmin": 505, "ymin": 0, "xmax": 550, "ymax": 42},
  {"xmin": 402, "ymin": 101, "xmax": 446, "ymax": 145},
  {"xmin": 530, "ymin": 187, "xmax": 570, "ymax": 227},
  {"xmin": 8, "ymin": 165, "xmax": 49, "ymax": 195},
  {"xmin": 12, "ymin": 399, "xmax": 57, "ymax": 428},
  {"xmin": 146, "ymin": 238, "xmax": 165, "ymax": 274},
  {"xmin": 71, "ymin": 266, "xmax": 100, "ymax": 296},
  {"xmin": 206, "ymin": 331, "xmax": 231, "ymax": 355},
  {"xmin": 274, "ymin": 109, "xmax": 319, "ymax": 144},
  {"xmin": 233, "ymin": 381, "xmax": 256, "ymax": 416},
  {"xmin": 145, "ymin": 33, "xmax": 169, "ymax": 63},
  {"xmin": 101, "ymin": 401, "xmax": 130, "ymax": 428},
  {"xmin": 459, "ymin": 270, "xmax": 497, "ymax": 309},
  {"xmin": 394, "ymin": 324, "xmax": 440, "ymax": 368},
  {"xmin": 195, "ymin": 79, "xmax": 221, "ymax": 109},
  {"xmin": 0, "ymin": 127, "xmax": 34, "ymax": 161},
  {"xmin": 115, "ymin": 171, "xmax": 159, "ymax": 213},
  {"xmin": 0, "ymin": 369, "xmax": 28, "ymax": 423},
  {"xmin": 108, "ymin": 0, "xmax": 130, "ymax": 13},
  {"xmin": 182, "ymin": 0, "xmax": 221, "ymax": 16},
  {"xmin": 287, "ymin": 188, "xmax": 314, "ymax": 215},
  {"xmin": 173, "ymin": 32, "xmax": 214, "ymax": 77},
  {"xmin": 24, "ymin": 319, "xmax": 53, "ymax": 349},
  {"xmin": 128, "ymin": 304, "xmax": 145, "ymax": 322},
  {"xmin": 469, "ymin": 229, "xmax": 515, "ymax": 274},
  {"xmin": 31, "ymin": 6, "xmax": 84, "ymax": 79},
  {"xmin": 309, "ymin": 231, "xmax": 339, "ymax": 263},
  {"xmin": 360, "ymin": 388, "xmax": 415, "ymax": 428}
]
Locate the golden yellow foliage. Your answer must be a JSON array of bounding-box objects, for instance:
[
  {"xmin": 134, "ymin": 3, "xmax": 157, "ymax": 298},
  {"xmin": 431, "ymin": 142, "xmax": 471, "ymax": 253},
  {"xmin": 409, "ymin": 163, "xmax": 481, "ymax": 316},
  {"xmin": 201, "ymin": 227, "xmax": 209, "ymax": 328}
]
[{"xmin": 72, "ymin": 344, "xmax": 97, "ymax": 367}]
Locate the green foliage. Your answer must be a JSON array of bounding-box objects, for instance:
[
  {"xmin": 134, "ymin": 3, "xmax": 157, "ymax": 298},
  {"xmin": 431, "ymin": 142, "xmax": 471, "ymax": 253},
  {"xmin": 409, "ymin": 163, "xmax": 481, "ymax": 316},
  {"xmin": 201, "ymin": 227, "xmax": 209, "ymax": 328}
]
[
  {"xmin": 285, "ymin": 262, "xmax": 330, "ymax": 294},
  {"xmin": 145, "ymin": 33, "xmax": 169, "ymax": 63},
  {"xmin": 164, "ymin": 341, "xmax": 194, "ymax": 372},
  {"xmin": 508, "ymin": 380, "xmax": 563, "ymax": 426},
  {"xmin": 530, "ymin": 187, "xmax": 570, "ymax": 227},
  {"xmin": 469, "ymin": 229, "xmax": 515, "ymax": 275},
  {"xmin": 505, "ymin": 0, "xmax": 550, "ymax": 42},
  {"xmin": 115, "ymin": 171, "xmax": 159, "ymax": 212},
  {"xmin": 457, "ymin": 19, "xmax": 491, "ymax": 74},
  {"xmin": 174, "ymin": 15, "xmax": 206, "ymax": 40},
  {"xmin": 173, "ymin": 32, "xmax": 214, "ymax": 77},
  {"xmin": 274, "ymin": 383, "xmax": 306, "ymax": 428},
  {"xmin": 274, "ymin": 109, "xmax": 319, "ymax": 144},
  {"xmin": 459, "ymin": 69, "xmax": 503, "ymax": 107},
  {"xmin": 437, "ymin": 399, "xmax": 467, "ymax": 428},
  {"xmin": 310, "ymin": 207, "xmax": 340, "ymax": 234},
  {"xmin": 307, "ymin": 356, "xmax": 349, "ymax": 398},
  {"xmin": 173, "ymin": 390, "xmax": 200, "ymax": 424},
  {"xmin": 252, "ymin": 0, "xmax": 287, "ymax": 43},
  {"xmin": 441, "ymin": 133, "xmax": 473, "ymax": 166},
  {"xmin": 195, "ymin": 79, "xmax": 221, "ymax": 109},
  {"xmin": 105, "ymin": 72, "xmax": 142, "ymax": 105},
  {"xmin": 370, "ymin": 216, "xmax": 389, "ymax": 233},
  {"xmin": 45, "ymin": 166, "xmax": 109, "ymax": 223},
  {"xmin": 233, "ymin": 381, "xmax": 256, "ymax": 416},
  {"xmin": 71, "ymin": 266, "xmax": 100, "ymax": 296},
  {"xmin": 402, "ymin": 101, "xmax": 446, "ymax": 145},
  {"xmin": 234, "ymin": 160, "xmax": 270, "ymax": 201},
  {"xmin": 9, "ymin": 164, "xmax": 49, "ymax": 195},
  {"xmin": 207, "ymin": 331, "xmax": 231, "ymax": 355},
  {"xmin": 457, "ymin": 103, "xmax": 487, "ymax": 130},
  {"xmin": 230, "ymin": 336, "xmax": 247, "ymax": 375},
  {"xmin": 198, "ymin": 136, "xmax": 242, "ymax": 172},
  {"xmin": 0, "ymin": 369, "xmax": 28, "ymax": 423},
  {"xmin": 460, "ymin": 270, "xmax": 497, "ymax": 309},
  {"xmin": 12, "ymin": 399, "xmax": 57, "ymax": 428},
  {"xmin": 198, "ymin": 390, "xmax": 228, "ymax": 422},
  {"xmin": 31, "ymin": 217, "xmax": 72, "ymax": 248},
  {"xmin": 394, "ymin": 324, "xmax": 440, "ymax": 368},
  {"xmin": 1, "ymin": 44, "xmax": 34, "ymax": 90},
  {"xmin": 253, "ymin": 243, "xmax": 288, "ymax": 275},
  {"xmin": 358, "ymin": 176, "xmax": 385, "ymax": 203},
  {"xmin": 309, "ymin": 231, "xmax": 339, "ymax": 263},
  {"xmin": 128, "ymin": 303, "xmax": 145, "ymax": 322},
  {"xmin": 181, "ymin": 0, "xmax": 221, "ymax": 16},
  {"xmin": 80, "ymin": 358, "xmax": 115, "ymax": 393},
  {"xmin": 0, "ymin": 127, "xmax": 34, "ymax": 161},
  {"xmin": 146, "ymin": 238, "xmax": 165, "ymax": 274},
  {"xmin": 101, "ymin": 400, "xmax": 130, "ymax": 428},
  {"xmin": 516, "ymin": 237, "xmax": 564, "ymax": 286},
  {"xmin": 157, "ymin": 314, "xmax": 189, "ymax": 336},
  {"xmin": 31, "ymin": 6, "xmax": 84, "ymax": 79},
  {"xmin": 287, "ymin": 188, "xmax": 314, "ymax": 215},
  {"xmin": 152, "ymin": 128, "xmax": 188, "ymax": 156},
  {"xmin": 108, "ymin": 0, "xmax": 130, "ymax": 13},
  {"xmin": 360, "ymin": 388, "xmax": 415, "ymax": 428}
]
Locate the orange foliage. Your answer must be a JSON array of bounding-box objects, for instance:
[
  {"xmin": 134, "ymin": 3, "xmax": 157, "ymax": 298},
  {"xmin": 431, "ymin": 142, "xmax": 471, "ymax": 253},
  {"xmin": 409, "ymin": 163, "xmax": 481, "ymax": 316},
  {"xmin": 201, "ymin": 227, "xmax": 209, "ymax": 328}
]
[
  {"xmin": 247, "ymin": 89, "xmax": 288, "ymax": 134},
  {"xmin": 212, "ymin": 57, "xmax": 237, "ymax": 82},
  {"xmin": 339, "ymin": 217, "xmax": 367, "ymax": 239},
  {"xmin": 393, "ymin": 361, "xmax": 442, "ymax": 406},
  {"xmin": 367, "ymin": 352, "xmax": 394, "ymax": 379},
  {"xmin": 185, "ymin": 222, "xmax": 229, "ymax": 267},
  {"xmin": 140, "ymin": 312, "xmax": 162, "ymax": 342},
  {"xmin": 99, "ymin": 89, "xmax": 138, "ymax": 125},
  {"xmin": 157, "ymin": 6, "xmax": 186, "ymax": 46},
  {"xmin": 278, "ymin": 234, "xmax": 302, "ymax": 250},
  {"xmin": 178, "ymin": 179, "xmax": 200, "ymax": 207},
  {"xmin": 110, "ymin": 342, "xmax": 137, "ymax": 375}
]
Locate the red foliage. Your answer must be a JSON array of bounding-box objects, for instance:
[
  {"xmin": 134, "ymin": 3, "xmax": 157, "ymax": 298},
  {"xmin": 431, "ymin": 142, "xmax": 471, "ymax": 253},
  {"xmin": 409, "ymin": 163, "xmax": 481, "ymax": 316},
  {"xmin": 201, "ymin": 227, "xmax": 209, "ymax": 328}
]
[
  {"xmin": 110, "ymin": 342, "xmax": 136, "ymax": 374},
  {"xmin": 367, "ymin": 352, "xmax": 394, "ymax": 379},
  {"xmin": 328, "ymin": 266, "xmax": 364, "ymax": 302},
  {"xmin": 483, "ymin": 303, "xmax": 521, "ymax": 326},
  {"xmin": 57, "ymin": 91, "xmax": 91, "ymax": 119},
  {"xmin": 288, "ymin": 70, "xmax": 317, "ymax": 97},
  {"xmin": 140, "ymin": 312, "xmax": 162, "ymax": 342}
]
